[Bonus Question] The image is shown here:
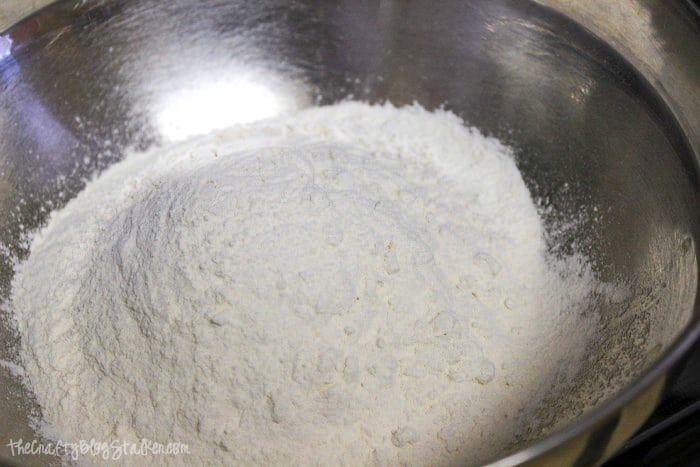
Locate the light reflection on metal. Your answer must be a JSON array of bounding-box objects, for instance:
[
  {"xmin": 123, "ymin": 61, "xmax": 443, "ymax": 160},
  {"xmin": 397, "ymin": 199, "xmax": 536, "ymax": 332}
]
[
  {"xmin": 0, "ymin": 35, "xmax": 12, "ymax": 61},
  {"xmin": 0, "ymin": 38, "xmax": 76, "ymax": 168},
  {"xmin": 155, "ymin": 74, "xmax": 308, "ymax": 142}
]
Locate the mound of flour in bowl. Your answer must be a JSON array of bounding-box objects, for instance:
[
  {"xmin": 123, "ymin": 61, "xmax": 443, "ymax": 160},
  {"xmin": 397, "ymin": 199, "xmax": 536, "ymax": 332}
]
[{"xmin": 10, "ymin": 102, "xmax": 608, "ymax": 466}]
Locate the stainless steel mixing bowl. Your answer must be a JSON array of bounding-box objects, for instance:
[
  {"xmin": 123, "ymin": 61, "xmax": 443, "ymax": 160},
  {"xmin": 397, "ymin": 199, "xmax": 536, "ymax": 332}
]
[{"xmin": 0, "ymin": 1, "xmax": 699, "ymax": 465}]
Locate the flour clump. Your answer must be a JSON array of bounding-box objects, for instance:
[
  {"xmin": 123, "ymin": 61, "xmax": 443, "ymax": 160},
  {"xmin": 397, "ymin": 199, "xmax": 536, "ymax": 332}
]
[{"xmin": 10, "ymin": 102, "xmax": 605, "ymax": 466}]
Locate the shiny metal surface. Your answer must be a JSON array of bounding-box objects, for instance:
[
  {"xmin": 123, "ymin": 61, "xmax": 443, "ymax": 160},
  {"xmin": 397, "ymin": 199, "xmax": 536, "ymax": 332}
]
[{"xmin": 0, "ymin": 1, "xmax": 698, "ymax": 465}]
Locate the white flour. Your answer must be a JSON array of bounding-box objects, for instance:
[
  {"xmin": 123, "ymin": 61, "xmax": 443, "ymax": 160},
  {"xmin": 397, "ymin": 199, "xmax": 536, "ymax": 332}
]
[{"xmin": 10, "ymin": 102, "xmax": 605, "ymax": 466}]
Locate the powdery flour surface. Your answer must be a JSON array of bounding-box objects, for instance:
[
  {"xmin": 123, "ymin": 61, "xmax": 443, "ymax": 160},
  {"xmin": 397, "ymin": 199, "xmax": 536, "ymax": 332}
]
[{"xmin": 11, "ymin": 102, "xmax": 605, "ymax": 466}]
